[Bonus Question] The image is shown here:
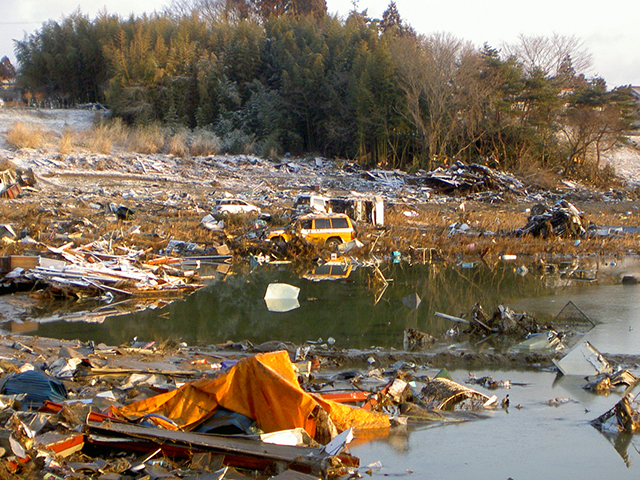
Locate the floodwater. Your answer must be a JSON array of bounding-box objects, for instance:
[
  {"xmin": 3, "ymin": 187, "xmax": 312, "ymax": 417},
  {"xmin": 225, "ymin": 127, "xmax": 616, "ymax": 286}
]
[
  {"xmin": 351, "ymin": 369, "xmax": 640, "ymax": 480},
  {"xmin": 17, "ymin": 254, "xmax": 640, "ymax": 479}
]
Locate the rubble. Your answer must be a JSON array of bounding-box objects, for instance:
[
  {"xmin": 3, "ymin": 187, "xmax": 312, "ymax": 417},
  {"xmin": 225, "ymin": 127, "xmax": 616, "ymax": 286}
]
[
  {"xmin": 592, "ymin": 394, "xmax": 640, "ymax": 434},
  {"xmin": 515, "ymin": 200, "xmax": 587, "ymax": 237},
  {"xmin": 436, "ymin": 303, "xmax": 550, "ymax": 338},
  {"xmin": 410, "ymin": 161, "xmax": 526, "ymax": 196},
  {"xmin": 0, "ymin": 335, "xmax": 523, "ymax": 479},
  {"xmin": 2, "ymin": 111, "xmax": 640, "ymax": 476},
  {"xmin": 552, "ymin": 341, "xmax": 613, "ymax": 376}
]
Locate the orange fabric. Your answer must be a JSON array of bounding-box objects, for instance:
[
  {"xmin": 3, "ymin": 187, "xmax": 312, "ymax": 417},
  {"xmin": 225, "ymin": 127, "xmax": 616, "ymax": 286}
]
[{"xmin": 115, "ymin": 351, "xmax": 389, "ymax": 437}]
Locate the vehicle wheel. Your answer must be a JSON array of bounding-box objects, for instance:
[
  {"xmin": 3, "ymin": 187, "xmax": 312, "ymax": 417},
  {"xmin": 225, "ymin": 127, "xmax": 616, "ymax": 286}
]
[
  {"xmin": 325, "ymin": 237, "xmax": 342, "ymax": 249},
  {"xmin": 272, "ymin": 236, "xmax": 286, "ymax": 247}
]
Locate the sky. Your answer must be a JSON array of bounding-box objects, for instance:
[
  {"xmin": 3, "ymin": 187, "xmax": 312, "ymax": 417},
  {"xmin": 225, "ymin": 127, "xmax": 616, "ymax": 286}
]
[{"xmin": 1, "ymin": 0, "xmax": 638, "ymax": 88}]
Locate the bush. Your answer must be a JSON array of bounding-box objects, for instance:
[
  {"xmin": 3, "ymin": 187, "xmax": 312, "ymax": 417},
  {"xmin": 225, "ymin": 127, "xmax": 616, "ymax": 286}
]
[
  {"xmin": 168, "ymin": 130, "xmax": 189, "ymax": 157},
  {"xmin": 6, "ymin": 122, "xmax": 43, "ymax": 149},
  {"xmin": 58, "ymin": 127, "xmax": 75, "ymax": 154},
  {"xmin": 190, "ymin": 129, "xmax": 221, "ymax": 157},
  {"xmin": 127, "ymin": 124, "xmax": 166, "ymax": 154},
  {"xmin": 221, "ymin": 129, "xmax": 254, "ymax": 155}
]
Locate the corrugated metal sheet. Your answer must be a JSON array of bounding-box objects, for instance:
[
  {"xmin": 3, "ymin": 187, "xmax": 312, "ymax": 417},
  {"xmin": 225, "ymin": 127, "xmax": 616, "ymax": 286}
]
[{"xmin": 1, "ymin": 370, "xmax": 67, "ymax": 407}]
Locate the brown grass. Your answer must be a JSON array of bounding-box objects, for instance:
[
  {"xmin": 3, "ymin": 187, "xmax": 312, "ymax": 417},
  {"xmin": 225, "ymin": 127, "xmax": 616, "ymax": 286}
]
[
  {"xmin": 190, "ymin": 130, "xmax": 220, "ymax": 157},
  {"xmin": 168, "ymin": 130, "xmax": 189, "ymax": 157},
  {"xmin": 6, "ymin": 121, "xmax": 44, "ymax": 149},
  {"xmin": 84, "ymin": 118, "xmax": 129, "ymax": 154},
  {"xmin": 126, "ymin": 124, "xmax": 165, "ymax": 154},
  {"xmin": 58, "ymin": 127, "xmax": 75, "ymax": 154}
]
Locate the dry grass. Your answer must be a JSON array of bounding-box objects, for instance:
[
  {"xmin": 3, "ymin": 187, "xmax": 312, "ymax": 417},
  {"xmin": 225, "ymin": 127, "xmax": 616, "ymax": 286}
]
[
  {"xmin": 168, "ymin": 130, "xmax": 189, "ymax": 157},
  {"xmin": 0, "ymin": 158, "xmax": 15, "ymax": 171},
  {"xmin": 190, "ymin": 130, "xmax": 220, "ymax": 157},
  {"xmin": 6, "ymin": 121, "xmax": 44, "ymax": 149},
  {"xmin": 126, "ymin": 124, "xmax": 165, "ymax": 154},
  {"xmin": 58, "ymin": 127, "xmax": 75, "ymax": 154},
  {"xmin": 82, "ymin": 118, "xmax": 128, "ymax": 154}
]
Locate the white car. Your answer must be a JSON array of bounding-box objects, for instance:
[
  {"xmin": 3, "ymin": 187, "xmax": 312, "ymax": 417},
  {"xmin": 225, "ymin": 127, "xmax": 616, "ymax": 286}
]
[{"xmin": 212, "ymin": 198, "xmax": 261, "ymax": 216}]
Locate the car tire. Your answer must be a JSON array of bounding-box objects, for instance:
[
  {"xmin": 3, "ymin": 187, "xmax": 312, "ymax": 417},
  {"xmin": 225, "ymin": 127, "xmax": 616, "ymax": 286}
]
[
  {"xmin": 272, "ymin": 236, "xmax": 286, "ymax": 247},
  {"xmin": 325, "ymin": 237, "xmax": 342, "ymax": 249}
]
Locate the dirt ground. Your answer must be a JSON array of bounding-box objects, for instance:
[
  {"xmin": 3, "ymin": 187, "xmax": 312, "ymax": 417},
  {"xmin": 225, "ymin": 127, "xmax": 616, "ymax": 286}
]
[{"xmin": 1, "ymin": 108, "xmax": 640, "ymax": 265}]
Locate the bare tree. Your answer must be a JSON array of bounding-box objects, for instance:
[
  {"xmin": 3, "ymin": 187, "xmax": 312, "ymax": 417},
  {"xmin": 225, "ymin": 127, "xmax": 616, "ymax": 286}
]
[
  {"xmin": 164, "ymin": 0, "xmax": 258, "ymax": 25},
  {"xmin": 391, "ymin": 33, "xmax": 476, "ymax": 169},
  {"xmin": 502, "ymin": 33, "xmax": 593, "ymax": 78}
]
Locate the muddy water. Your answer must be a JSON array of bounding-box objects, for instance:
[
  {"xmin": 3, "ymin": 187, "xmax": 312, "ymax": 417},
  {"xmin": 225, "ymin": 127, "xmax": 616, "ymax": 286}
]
[
  {"xmin": 30, "ymin": 255, "xmax": 640, "ymax": 478},
  {"xmin": 352, "ymin": 369, "xmax": 640, "ymax": 479}
]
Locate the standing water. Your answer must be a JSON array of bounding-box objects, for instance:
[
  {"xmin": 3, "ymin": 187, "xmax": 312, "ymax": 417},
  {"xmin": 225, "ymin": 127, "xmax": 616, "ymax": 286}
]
[{"xmin": 26, "ymin": 256, "xmax": 640, "ymax": 478}]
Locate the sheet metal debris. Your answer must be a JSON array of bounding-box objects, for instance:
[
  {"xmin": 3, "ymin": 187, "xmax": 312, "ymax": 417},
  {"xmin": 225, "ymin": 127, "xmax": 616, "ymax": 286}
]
[{"xmin": 552, "ymin": 341, "xmax": 613, "ymax": 376}]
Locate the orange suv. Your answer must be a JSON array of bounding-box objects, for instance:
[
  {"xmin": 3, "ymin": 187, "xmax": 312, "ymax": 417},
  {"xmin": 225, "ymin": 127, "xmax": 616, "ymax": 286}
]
[{"xmin": 266, "ymin": 213, "xmax": 356, "ymax": 247}]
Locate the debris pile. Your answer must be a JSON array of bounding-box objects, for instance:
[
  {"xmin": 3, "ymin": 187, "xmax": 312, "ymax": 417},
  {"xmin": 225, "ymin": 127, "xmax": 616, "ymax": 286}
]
[
  {"xmin": 0, "ymin": 335, "xmax": 515, "ymax": 479},
  {"xmin": 0, "ymin": 239, "xmax": 227, "ymax": 301},
  {"xmin": 412, "ymin": 162, "xmax": 526, "ymax": 196},
  {"xmin": 436, "ymin": 303, "xmax": 549, "ymax": 338},
  {"xmin": 0, "ymin": 167, "xmax": 36, "ymax": 199},
  {"xmin": 515, "ymin": 200, "xmax": 586, "ymax": 238}
]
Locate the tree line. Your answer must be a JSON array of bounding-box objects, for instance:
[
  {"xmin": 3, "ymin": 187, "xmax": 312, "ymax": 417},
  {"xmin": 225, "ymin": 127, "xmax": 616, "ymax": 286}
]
[{"xmin": 14, "ymin": 1, "xmax": 638, "ymax": 180}]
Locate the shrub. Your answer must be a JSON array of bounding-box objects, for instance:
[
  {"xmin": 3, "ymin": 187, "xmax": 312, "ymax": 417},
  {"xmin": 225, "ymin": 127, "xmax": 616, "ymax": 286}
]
[
  {"xmin": 6, "ymin": 122, "xmax": 43, "ymax": 149},
  {"xmin": 168, "ymin": 130, "xmax": 189, "ymax": 157},
  {"xmin": 221, "ymin": 129, "xmax": 254, "ymax": 155},
  {"xmin": 190, "ymin": 130, "xmax": 221, "ymax": 157},
  {"xmin": 58, "ymin": 127, "xmax": 75, "ymax": 154},
  {"xmin": 127, "ymin": 124, "xmax": 166, "ymax": 154}
]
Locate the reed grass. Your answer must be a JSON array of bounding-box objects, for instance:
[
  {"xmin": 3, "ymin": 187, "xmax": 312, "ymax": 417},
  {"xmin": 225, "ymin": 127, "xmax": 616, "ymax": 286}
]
[
  {"xmin": 58, "ymin": 127, "xmax": 75, "ymax": 154},
  {"xmin": 126, "ymin": 124, "xmax": 165, "ymax": 154},
  {"xmin": 6, "ymin": 121, "xmax": 43, "ymax": 149},
  {"xmin": 167, "ymin": 130, "xmax": 189, "ymax": 157}
]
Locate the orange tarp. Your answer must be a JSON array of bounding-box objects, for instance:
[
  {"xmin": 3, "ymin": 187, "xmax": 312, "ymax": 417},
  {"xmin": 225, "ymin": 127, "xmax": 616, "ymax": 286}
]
[{"xmin": 115, "ymin": 351, "xmax": 389, "ymax": 438}]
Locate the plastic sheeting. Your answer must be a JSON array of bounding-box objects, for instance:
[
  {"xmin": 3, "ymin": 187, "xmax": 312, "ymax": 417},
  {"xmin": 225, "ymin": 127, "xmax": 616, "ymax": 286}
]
[{"xmin": 115, "ymin": 351, "xmax": 389, "ymax": 440}]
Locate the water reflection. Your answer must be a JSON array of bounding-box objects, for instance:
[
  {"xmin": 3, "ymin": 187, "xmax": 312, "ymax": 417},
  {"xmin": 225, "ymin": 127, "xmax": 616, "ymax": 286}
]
[{"xmin": 30, "ymin": 259, "xmax": 584, "ymax": 348}]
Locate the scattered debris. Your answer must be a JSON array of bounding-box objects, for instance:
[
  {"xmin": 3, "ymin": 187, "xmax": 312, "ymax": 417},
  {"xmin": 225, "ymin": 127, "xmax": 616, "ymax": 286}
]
[
  {"xmin": 513, "ymin": 331, "xmax": 564, "ymax": 351},
  {"xmin": 552, "ymin": 341, "xmax": 613, "ymax": 376},
  {"xmin": 419, "ymin": 376, "xmax": 496, "ymax": 411},
  {"xmin": 402, "ymin": 293, "xmax": 421, "ymax": 310},
  {"xmin": 436, "ymin": 303, "xmax": 549, "ymax": 338},
  {"xmin": 592, "ymin": 394, "xmax": 640, "ymax": 434},
  {"xmin": 403, "ymin": 328, "xmax": 434, "ymax": 350},
  {"xmin": 412, "ymin": 162, "xmax": 526, "ymax": 196},
  {"xmin": 583, "ymin": 370, "xmax": 639, "ymax": 394}
]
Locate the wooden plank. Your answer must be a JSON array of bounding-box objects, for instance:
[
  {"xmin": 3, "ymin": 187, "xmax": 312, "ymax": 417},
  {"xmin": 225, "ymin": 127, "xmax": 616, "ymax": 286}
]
[
  {"xmin": 36, "ymin": 432, "xmax": 85, "ymax": 457},
  {"xmin": 86, "ymin": 421, "xmax": 330, "ymax": 472}
]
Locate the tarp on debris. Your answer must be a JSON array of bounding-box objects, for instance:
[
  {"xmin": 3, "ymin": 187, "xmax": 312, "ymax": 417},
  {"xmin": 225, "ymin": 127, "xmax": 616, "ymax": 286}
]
[{"xmin": 115, "ymin": 351, "xmax": 389, "ymax": 439}]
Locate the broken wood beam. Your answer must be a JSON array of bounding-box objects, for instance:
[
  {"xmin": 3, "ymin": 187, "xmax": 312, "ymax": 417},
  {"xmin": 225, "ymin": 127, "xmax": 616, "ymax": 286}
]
[{"xmin": 85, "ymin": 421, "xmax": 348, "ymax": 476}]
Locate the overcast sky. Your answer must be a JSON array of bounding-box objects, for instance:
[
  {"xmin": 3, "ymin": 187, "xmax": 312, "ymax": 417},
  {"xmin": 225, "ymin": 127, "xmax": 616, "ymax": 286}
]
[{"xmin": 2, "ymin": 0, "xmax": 638, "ymax": 88}]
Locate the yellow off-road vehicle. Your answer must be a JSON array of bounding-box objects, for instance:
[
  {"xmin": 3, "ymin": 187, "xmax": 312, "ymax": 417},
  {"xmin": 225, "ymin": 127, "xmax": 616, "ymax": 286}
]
[{"xmin": 265, "ymin": 213, "xmax": 356, "ymax": 248}]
